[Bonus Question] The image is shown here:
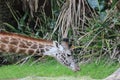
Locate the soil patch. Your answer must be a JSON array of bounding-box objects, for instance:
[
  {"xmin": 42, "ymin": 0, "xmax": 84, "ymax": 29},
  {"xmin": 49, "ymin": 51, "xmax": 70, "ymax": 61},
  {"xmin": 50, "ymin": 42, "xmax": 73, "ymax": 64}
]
[{"xmin": 17, "ymin": 76, "xmax": 101, "ymax": 80}]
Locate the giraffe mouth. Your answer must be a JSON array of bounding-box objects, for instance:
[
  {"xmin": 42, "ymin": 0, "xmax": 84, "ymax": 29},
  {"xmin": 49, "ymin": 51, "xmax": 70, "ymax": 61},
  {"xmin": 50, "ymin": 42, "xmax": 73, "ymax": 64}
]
[
  {"xmin": 72, "ymin": 65, "xmax": 80, "ymax": 72},
  {"xmin": 69, "ymin": 63, "xmax": 80, "ymax": 72}
]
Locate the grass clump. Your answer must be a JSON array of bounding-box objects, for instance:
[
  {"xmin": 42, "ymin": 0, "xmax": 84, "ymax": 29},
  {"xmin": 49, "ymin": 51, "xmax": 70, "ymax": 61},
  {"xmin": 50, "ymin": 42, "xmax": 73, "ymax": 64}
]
[{"xmin": 0, "ymin": 60, "xmax": 119, "ymax": 79}]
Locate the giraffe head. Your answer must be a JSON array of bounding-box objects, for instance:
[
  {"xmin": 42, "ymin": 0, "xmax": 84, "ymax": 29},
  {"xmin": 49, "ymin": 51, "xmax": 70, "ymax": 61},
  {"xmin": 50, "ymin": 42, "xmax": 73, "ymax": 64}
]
[
  {"xmin": 45, "ymin": 38, "xmax": 80, "ymax": 71},
  {"xmin": 56, "ymin": 38, "xmax": 80, "ymax": 71}
]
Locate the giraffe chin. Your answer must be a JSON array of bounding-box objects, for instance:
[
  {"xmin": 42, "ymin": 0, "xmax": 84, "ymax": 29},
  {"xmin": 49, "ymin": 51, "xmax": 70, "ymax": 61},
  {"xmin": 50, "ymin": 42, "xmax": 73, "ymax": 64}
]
[
  {"xmin": 72, "ymin": 66, "xmax": 80, "ymax": 72},
  {"xmin": 69, "ymin": 65, "xmax": 80, "ymax": 72}
]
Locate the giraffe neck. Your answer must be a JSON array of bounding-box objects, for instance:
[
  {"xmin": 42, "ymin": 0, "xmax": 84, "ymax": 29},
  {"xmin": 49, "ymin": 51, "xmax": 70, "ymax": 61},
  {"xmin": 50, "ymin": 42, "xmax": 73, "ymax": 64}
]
[
  {"xmin": 0, "ymin": 32, "xmax": 80, "ymax": 71},
  {"xmin": 0, "ymin": 32, "xmax": 55, "ymax": 56}
]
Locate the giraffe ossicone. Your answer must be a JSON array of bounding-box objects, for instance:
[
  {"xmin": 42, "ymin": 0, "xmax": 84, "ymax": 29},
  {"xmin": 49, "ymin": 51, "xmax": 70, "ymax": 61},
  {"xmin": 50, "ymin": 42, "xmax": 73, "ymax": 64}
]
[{"xmin": 0, "ymin": 31, "xmax": 80, "ymax": 71}]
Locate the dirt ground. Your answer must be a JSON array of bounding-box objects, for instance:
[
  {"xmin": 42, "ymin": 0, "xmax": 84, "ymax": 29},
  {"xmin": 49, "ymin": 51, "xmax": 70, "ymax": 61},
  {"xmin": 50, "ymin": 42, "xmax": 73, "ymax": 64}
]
[{"xmin": 17, "ymin": 76, "xmax": 101, "ymax": 80}]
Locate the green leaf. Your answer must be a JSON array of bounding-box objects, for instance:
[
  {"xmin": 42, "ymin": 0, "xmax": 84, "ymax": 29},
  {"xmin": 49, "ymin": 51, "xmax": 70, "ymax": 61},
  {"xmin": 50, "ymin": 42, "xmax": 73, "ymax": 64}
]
[{"xmin": 3, "ymin": 23, "xmax": 17, "ymax": 32}]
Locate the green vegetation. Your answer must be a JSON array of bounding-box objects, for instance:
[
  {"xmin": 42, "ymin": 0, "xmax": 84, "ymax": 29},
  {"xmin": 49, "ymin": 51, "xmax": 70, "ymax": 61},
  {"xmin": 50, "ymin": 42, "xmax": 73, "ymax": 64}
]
[
  {"xmin": 0, "ymin": 0, "xmax": 120, "ymax": 79},
  {"xmin": 0, "ymin": 60, "xmax": 119, "ymax": 79},
  {"xmin": 0, "ymin": 0, "xmax": 119, "ymax": 61}
]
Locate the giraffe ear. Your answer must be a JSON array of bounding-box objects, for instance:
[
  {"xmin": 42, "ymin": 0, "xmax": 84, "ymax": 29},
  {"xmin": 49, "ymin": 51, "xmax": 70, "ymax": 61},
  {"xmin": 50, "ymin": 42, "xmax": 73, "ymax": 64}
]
[
  {"xmin": 61, "ymin": 38, "xmax": 69, "ymax": 49},
  {"xmin": 61, "ymin": 38, "xmax": 75, "ymax": 50},
  {"xmin": 67, "ymin": 38, "xmax": 75, "ymax": 50}
]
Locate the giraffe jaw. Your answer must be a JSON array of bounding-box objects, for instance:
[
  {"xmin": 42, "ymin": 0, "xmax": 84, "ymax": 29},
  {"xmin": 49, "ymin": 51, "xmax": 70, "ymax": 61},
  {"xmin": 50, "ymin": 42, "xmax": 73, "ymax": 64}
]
[
  {"xmin": 43, "ymin": 47, "xmax": 58, "ymax": 57},
  {"xmin": 69, "ymin": 62, "xmax": 80, "ymax": 72},
  {"xmin": 43, "ymin": 42, "xmax": 64, "ymax": 57}
]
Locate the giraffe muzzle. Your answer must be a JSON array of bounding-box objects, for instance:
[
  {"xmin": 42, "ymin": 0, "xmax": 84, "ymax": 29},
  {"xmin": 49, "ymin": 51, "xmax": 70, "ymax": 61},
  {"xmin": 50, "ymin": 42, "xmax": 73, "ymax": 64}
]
[
  {"xmin": 73, "ymin": 65, "xmax": 80, "ymax": 72},
  {"xmin": 70, "ymin": 63, "xmax": 80, "ymax": 72}
]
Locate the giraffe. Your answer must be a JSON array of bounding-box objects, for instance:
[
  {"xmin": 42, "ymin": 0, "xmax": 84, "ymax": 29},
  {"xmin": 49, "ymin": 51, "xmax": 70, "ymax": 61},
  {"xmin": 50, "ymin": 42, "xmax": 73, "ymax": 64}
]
[{"xmin": 0, "ymin": 31, "xmax": 80, "ymax": 71}]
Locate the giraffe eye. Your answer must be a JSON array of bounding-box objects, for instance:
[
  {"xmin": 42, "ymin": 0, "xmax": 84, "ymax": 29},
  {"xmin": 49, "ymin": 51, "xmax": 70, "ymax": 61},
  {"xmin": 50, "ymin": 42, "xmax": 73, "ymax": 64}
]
[{"xmin": 67, "ymin": 54, "xmax": 71, "ymax": 57}]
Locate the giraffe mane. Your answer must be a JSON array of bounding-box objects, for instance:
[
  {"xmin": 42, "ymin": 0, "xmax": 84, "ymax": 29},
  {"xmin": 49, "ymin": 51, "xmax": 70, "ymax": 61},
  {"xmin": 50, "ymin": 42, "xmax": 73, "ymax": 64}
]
[{"xmin": 0, "ymin": 31, "xmax": 53, "ymax": 46}]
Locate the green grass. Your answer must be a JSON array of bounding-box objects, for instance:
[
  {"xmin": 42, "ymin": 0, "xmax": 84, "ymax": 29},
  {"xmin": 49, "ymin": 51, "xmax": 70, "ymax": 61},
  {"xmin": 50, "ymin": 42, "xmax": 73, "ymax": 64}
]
[{"xmin": 0, "ymin": 60, "xmax": 119, "ymax": 79}]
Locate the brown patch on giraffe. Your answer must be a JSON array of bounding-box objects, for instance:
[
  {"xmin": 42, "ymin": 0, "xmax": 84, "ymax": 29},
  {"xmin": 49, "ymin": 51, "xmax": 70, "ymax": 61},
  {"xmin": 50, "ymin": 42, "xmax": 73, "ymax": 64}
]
[
  {"xmin": 28, "ymin": 49, "xmax": 35, "ymax": 54},
  {"xmin": 0, "ymin": 37, "xmax": 9, "ymax": 43},
  {"xmin": 18, "ymin": 48, "xmax": 26, "ymax": 54},
  {"xmin": 25, "ymin": 41, "xmax": 32, "ymax": 46},
  {"xmin": 10, "ymin": 38, "xmax": 19, "ymax": 45},
  {"xmin": 39, "ymin": 45, "xmax": 44, "ymax": 48},
  {"xmin": 8, "ymin": 45, "xmax": 17, "ymax": 53},
  {"xmin": 31, "ymin": 44, "xmax": 38, "ymax": 49},
  {"xmin": 0, "ymin": 31, "xmax": 53, "ymax": 46},
  {"xmin": 21, "ymin": 40, "xmax": 31, "ymax": 46},
  {"xmin": 0, "ymin": 43, "xmax": 7, "ymax": 52},
  {"xmin": 19, "ymin": 41, "xmax": 29, "ymax": 48}
]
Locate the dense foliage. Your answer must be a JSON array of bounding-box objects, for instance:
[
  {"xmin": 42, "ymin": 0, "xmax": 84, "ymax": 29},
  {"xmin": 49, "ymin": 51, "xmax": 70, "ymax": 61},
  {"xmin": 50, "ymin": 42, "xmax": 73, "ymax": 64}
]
[{"xmin": 0, "ymin": 0, "xmax": 120, "ymax": 64}]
